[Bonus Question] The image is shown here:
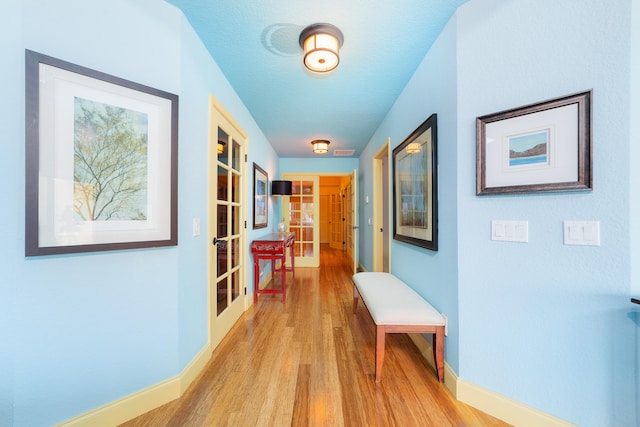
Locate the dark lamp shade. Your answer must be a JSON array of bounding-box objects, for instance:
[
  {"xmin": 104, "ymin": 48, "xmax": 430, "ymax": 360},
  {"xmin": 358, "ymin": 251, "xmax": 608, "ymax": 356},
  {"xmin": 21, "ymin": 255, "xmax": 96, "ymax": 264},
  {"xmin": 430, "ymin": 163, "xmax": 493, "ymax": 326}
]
[{"xmin": 271, "ymin": 180, "xmax": 292, "ymax": 196}]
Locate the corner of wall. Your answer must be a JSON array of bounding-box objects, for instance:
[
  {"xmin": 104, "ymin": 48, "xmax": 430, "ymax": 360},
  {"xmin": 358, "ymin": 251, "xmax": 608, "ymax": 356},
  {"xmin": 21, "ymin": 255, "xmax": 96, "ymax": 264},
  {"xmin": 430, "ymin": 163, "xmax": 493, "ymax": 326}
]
[
  {"xmin": 57, "ymin": 344, "xmax": 212, "ymax": 427},
  {"xmin": 408, "ymin": 333, "xmax": 574, "ymax": 427}
]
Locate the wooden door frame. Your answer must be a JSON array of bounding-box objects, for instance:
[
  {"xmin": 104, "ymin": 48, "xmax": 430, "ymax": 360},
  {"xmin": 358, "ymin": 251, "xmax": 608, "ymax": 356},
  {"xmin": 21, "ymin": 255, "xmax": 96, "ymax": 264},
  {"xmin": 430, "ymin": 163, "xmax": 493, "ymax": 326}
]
[
  {"xmin": 283, "ymin": 172, "xmax": 356, "ymax": 266},
  {"xmin": 373, "ymin": 139, "xmax": 391, "ymax": 272},
  {"xmin": 208, "ymin": 94, "xmax": 248, "ymax": 351}
]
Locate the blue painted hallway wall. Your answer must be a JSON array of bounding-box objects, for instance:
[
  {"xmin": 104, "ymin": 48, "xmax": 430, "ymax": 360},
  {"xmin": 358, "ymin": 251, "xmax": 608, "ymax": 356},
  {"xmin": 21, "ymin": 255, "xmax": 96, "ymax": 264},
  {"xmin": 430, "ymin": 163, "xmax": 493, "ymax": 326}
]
[
  {"xmin": 1, "ymin": 0, "xmax": 280, "ymax": 425},
  {"xmin": 358, "ymin": 0, "xmax": 639, "ymax": 426},
  {"xmin": 1, "ymin": 0, "xmax": 639, "ymax": 426}
]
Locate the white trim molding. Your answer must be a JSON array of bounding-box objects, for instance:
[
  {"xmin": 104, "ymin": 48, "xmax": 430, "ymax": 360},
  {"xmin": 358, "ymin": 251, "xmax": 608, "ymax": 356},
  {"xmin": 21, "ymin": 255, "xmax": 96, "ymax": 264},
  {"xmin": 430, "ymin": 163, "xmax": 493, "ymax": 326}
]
[
  {"xmin": 60, "ymin": 315, "xmax": 575, "ymax": 427},
  {"xmin": 57, "ymin": 344, "xmax": 212, "ymax": 427},
  {"xmin": 408, "ymin": 334, "xmax": 575, "ymax": 427}
]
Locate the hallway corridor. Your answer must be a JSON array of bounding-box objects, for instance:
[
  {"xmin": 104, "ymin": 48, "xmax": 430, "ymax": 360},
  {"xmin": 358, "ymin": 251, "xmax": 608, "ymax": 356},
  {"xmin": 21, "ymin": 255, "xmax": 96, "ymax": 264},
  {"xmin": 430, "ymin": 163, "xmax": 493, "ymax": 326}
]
[{"xmin": 122, "ymin": 245, "xmax": 509, "ymax": 426}]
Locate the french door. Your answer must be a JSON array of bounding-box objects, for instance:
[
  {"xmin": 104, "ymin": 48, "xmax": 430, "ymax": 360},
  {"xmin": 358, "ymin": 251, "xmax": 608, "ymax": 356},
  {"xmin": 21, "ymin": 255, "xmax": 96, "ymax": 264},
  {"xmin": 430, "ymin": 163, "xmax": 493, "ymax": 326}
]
[
  {"xmin": 283, "ymin": 174, "xmax": 320, "ymax": 267},
  {"xmin": 208, "ymin": 95, "xmax": 247, "ymax": 350}
]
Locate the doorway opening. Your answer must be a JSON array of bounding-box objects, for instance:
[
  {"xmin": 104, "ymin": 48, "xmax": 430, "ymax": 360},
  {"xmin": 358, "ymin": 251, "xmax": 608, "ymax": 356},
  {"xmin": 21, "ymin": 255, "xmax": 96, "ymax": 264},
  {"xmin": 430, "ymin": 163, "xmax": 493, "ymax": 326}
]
[
  {"xmin": 281, "ymin": 171, "xmax": 358, "ymax": 273},
  {"xmin": 373, "ymin": 139, "xmax": 391, "ymax": 272}
]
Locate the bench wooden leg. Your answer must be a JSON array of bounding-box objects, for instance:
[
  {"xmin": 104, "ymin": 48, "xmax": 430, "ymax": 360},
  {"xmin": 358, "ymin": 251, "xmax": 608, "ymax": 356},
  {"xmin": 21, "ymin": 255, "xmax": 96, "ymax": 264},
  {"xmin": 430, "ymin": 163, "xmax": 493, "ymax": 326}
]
[
  {"xmin": 353, "ymin": 286, "xmax": 360, "ymax": 314},
  {"xmin": 375, "ymin": 326, "xmax": 385, "ymax": 382},
  {"xmin": 433, "ymin": 326, "xmax": 445, "ymax": 383}
]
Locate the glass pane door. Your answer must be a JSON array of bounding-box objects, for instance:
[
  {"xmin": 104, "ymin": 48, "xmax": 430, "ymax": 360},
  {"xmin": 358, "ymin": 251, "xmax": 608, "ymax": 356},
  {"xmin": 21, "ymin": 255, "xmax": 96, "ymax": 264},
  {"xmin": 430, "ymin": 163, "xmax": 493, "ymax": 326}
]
[
  {"xmin": 215, "ymin": 130, "xmax": 242, "ymax": 315},
  {"xmin": 283, "ymin": 175, "xmax": 319, "ymax": 267},
  {"xmin": 209, "ymin": 95, "xmax": 246, "ymax": 350}
]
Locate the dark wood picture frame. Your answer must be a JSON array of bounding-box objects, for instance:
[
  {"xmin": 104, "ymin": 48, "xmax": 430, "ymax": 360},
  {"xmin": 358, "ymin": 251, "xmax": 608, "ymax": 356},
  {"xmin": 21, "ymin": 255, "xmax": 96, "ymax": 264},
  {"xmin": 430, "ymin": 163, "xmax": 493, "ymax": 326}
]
[
  {"xmin": 25, "ymin": 50, "xmax": 179, "ymax": 256},
  {"xmin": 476, "ymin": 91, "xmax": 592, "ymax": 195},
  {"xmin": 392, "ymin": 114, "xmax": 438, "ymax": 251},
  {"xmin": 253, "ymin": 163, "xmax": 268, "ymax": 229}
]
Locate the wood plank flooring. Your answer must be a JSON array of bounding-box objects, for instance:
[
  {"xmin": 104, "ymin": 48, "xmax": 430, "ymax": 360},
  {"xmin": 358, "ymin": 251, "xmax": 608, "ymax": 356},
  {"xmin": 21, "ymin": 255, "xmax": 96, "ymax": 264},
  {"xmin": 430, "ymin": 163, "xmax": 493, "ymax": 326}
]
[{"xmin": 121, "ymin": 245, "xmax": 510, "ymax": 427}]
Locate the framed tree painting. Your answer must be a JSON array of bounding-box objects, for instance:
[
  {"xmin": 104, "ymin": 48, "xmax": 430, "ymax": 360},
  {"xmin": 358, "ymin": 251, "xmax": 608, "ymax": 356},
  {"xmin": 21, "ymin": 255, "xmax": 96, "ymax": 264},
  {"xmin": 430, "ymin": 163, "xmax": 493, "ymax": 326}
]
[
  {"xmin": 392, "ymin": 113, "xmax": 438, "ymax": 251},
  {"xmin": 25, "ymin": 50, "xmax": 179, "ymax": 256}
]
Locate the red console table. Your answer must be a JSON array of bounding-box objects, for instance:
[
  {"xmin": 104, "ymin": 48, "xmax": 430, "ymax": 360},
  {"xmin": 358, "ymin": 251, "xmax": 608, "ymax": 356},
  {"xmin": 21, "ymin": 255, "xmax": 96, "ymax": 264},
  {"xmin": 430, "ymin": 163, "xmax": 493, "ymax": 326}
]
[{"xmin": 251, "ymin": 232, "xmax": 295, "ymax": 303}]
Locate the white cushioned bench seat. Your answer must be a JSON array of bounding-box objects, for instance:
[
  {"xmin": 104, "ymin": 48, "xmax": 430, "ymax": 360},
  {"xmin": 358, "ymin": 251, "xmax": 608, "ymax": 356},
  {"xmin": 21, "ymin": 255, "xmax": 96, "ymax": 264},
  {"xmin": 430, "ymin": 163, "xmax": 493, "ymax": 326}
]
[
  {"xmin": 352, "ymin": 272, "xmax": 445, "ymax": 383},
  {"xmin": 353, "ymin": 272, "xmax": 445, "ymax": 326}
]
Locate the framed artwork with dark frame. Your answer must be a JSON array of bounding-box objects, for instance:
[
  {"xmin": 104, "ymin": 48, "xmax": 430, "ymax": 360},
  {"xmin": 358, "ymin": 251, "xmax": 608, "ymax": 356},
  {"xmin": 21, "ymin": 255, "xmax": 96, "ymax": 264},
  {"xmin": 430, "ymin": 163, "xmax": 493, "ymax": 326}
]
[
  {"xmin": 476, "ymin": 90, "xmax": 592, "ymax": 195},
  {"xmin": 392, "ymin": 113, "xmax": 438, "ymax": 251},
  {"xmin": 253, "ymin": 163, "xmax": 268, "ymax": 229},
  {"xmin": 25, "ymin": 50, "xmax": 179, "ymax": 256}
]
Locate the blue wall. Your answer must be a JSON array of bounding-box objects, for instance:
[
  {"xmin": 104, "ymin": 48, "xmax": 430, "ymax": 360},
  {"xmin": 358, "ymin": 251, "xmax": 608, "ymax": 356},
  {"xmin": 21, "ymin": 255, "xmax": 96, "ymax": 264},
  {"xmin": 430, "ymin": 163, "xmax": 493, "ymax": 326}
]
[
  {"xmin": 280, "ymin": 157, "xmax": 358, "ymax": 174},
  {"xmin": 0, "ymin": 2, "xmax": 21, "ymax": 426},
  {"xmin": 2, "ymin": 0, "xmax": 279, "ymax": 425},
  {"xmin": 629, "ymin": 0, "xmax": 640, "ymax": 422},
  {"xmin": 631, "ymin": 0, "xmax": 640, "ymax": 296},
  {"xmin": 3, "ymin": 0, "xmax": 639, "ymax": 426},
  {"xmin": 456, "ymin": 1, "xmax": 634, "ymax": 426},
  {"xmin": 358, "ymin": 0, "xmax": 638, "ymax": 426},
  {"xmin": 358, "ymin": 16, "xmax": 461, "ymax": 371}
]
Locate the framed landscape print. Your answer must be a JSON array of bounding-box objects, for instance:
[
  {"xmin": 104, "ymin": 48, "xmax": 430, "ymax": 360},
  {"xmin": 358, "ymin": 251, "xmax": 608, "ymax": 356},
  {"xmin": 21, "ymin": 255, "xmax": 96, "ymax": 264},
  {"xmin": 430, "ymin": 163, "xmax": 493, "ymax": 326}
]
[
  {"xmin": 25, "ymin": 50, "xmax": 178, "ymax": 256},
  {"xmin": 476, "ymin": 91, "xmax": 592, "ymax": 195},
  {"xmin": 392, "ymin": 114, "xmax": 438, "ymax": 251}
]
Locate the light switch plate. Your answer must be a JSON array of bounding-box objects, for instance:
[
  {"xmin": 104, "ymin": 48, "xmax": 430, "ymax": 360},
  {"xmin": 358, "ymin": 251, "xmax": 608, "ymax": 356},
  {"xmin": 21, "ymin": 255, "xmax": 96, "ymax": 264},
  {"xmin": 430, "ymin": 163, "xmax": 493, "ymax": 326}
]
[
  {"xmin": 491, "ymin": 220, "xmax": 528, "ymax": 243},
  {"xmin": 193, "ymin": 218, "xmax": 201, "ymax": 236},
  {"xmin": 564, "ymin": 221, "xmax": 600, "ymax": 246}
]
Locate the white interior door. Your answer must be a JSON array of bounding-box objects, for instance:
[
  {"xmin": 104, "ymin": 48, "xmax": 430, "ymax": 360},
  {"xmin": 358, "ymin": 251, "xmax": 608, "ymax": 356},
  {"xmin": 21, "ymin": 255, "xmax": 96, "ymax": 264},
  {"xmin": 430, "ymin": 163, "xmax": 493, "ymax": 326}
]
[{"xmin": 208, "ymin": 95, "xmax": 247, "ymax": 350}]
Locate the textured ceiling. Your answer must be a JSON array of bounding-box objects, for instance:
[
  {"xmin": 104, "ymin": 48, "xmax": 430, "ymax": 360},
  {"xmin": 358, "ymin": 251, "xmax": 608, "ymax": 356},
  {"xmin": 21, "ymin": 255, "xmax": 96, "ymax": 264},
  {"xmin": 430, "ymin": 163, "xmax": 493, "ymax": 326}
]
[{"xmin": 164, "ymin": 0, "xmax": 468, "ymax": 158}]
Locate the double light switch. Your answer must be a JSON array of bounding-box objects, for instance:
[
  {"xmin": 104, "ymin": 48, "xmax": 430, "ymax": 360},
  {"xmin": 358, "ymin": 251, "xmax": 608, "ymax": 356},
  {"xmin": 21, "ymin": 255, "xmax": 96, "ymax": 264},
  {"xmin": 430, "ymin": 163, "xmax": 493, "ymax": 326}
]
[{"xmin": 563, "ymin": 221, "xmax": 600, "ymax": 246}]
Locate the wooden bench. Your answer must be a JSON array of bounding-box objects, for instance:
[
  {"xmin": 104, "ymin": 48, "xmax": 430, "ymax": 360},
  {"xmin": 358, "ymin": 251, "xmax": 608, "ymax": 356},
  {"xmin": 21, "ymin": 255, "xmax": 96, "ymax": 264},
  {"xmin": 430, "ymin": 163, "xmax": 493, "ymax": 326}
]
[{"xmin": 352, "ymin": 272, "xmax": 445, "ymax": 383}]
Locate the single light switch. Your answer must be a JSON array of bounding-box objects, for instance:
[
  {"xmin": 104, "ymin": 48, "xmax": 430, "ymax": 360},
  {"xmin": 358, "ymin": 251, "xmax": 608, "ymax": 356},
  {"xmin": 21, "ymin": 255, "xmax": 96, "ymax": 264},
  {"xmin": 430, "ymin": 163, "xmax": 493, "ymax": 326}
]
[
  {"xmin": 568, "ymin": 224, "xmax": 582, "ymax": 240},
  {"xmin": 193, "ymin": 218, "xmax": 201, "ymax": 236}
]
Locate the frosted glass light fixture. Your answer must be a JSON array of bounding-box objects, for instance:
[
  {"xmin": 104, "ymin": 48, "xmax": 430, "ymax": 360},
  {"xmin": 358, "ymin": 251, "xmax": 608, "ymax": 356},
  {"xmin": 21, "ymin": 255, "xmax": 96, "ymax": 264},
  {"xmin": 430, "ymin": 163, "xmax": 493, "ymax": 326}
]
[
  {"xmin": 299, "ymin": 23, "xmax": 344, "ymax": 73},
  {"xmin": 311, "ymin": 139, "xmax": 330, "ymax": 154}
]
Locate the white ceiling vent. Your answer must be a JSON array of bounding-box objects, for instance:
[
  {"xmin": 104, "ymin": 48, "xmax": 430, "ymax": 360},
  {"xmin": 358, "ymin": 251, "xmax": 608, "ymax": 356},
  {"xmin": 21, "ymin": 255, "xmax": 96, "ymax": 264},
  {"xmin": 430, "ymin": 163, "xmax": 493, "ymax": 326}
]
[{"xmin": 333, "ymin": 149, "xmax": 355, "ymax": 157}]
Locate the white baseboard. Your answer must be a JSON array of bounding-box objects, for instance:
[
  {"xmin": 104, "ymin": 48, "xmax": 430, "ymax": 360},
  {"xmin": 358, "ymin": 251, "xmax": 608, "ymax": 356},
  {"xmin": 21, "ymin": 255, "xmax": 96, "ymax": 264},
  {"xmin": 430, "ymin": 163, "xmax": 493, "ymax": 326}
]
[
  {"xmin": 456, "ymin": 379, "xmax": 575, "ymax": 427},
  {"xmin": 58, "ymin": 344, "xmax": 212, "ymax": 427},
  {"xmin": 60, "ymin": 310, "xmax": 574, "ymax": 427},
  {"xmin": 408, "ymin": 334, "xmax": 574, "ymax": 427}
]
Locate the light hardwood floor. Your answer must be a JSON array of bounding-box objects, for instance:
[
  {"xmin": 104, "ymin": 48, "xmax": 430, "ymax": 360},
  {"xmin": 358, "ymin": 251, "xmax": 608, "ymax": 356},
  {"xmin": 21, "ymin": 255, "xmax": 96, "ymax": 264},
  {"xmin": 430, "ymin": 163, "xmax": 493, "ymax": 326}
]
[{"xmin": 121, "ymin": 245, "xmax": 510, "ymax": 427}]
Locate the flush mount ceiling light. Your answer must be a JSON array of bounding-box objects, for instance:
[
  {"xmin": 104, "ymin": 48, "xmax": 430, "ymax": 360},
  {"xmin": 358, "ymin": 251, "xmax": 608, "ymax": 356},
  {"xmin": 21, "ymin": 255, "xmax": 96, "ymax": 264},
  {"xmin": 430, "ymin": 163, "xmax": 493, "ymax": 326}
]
[
  {"xmin": 311, "ymin": 139, "xmax": 330, "ymax": 154},
  {"xmin": 299, "ymin": 23, "xmax": 344, "ymax": 73}
]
